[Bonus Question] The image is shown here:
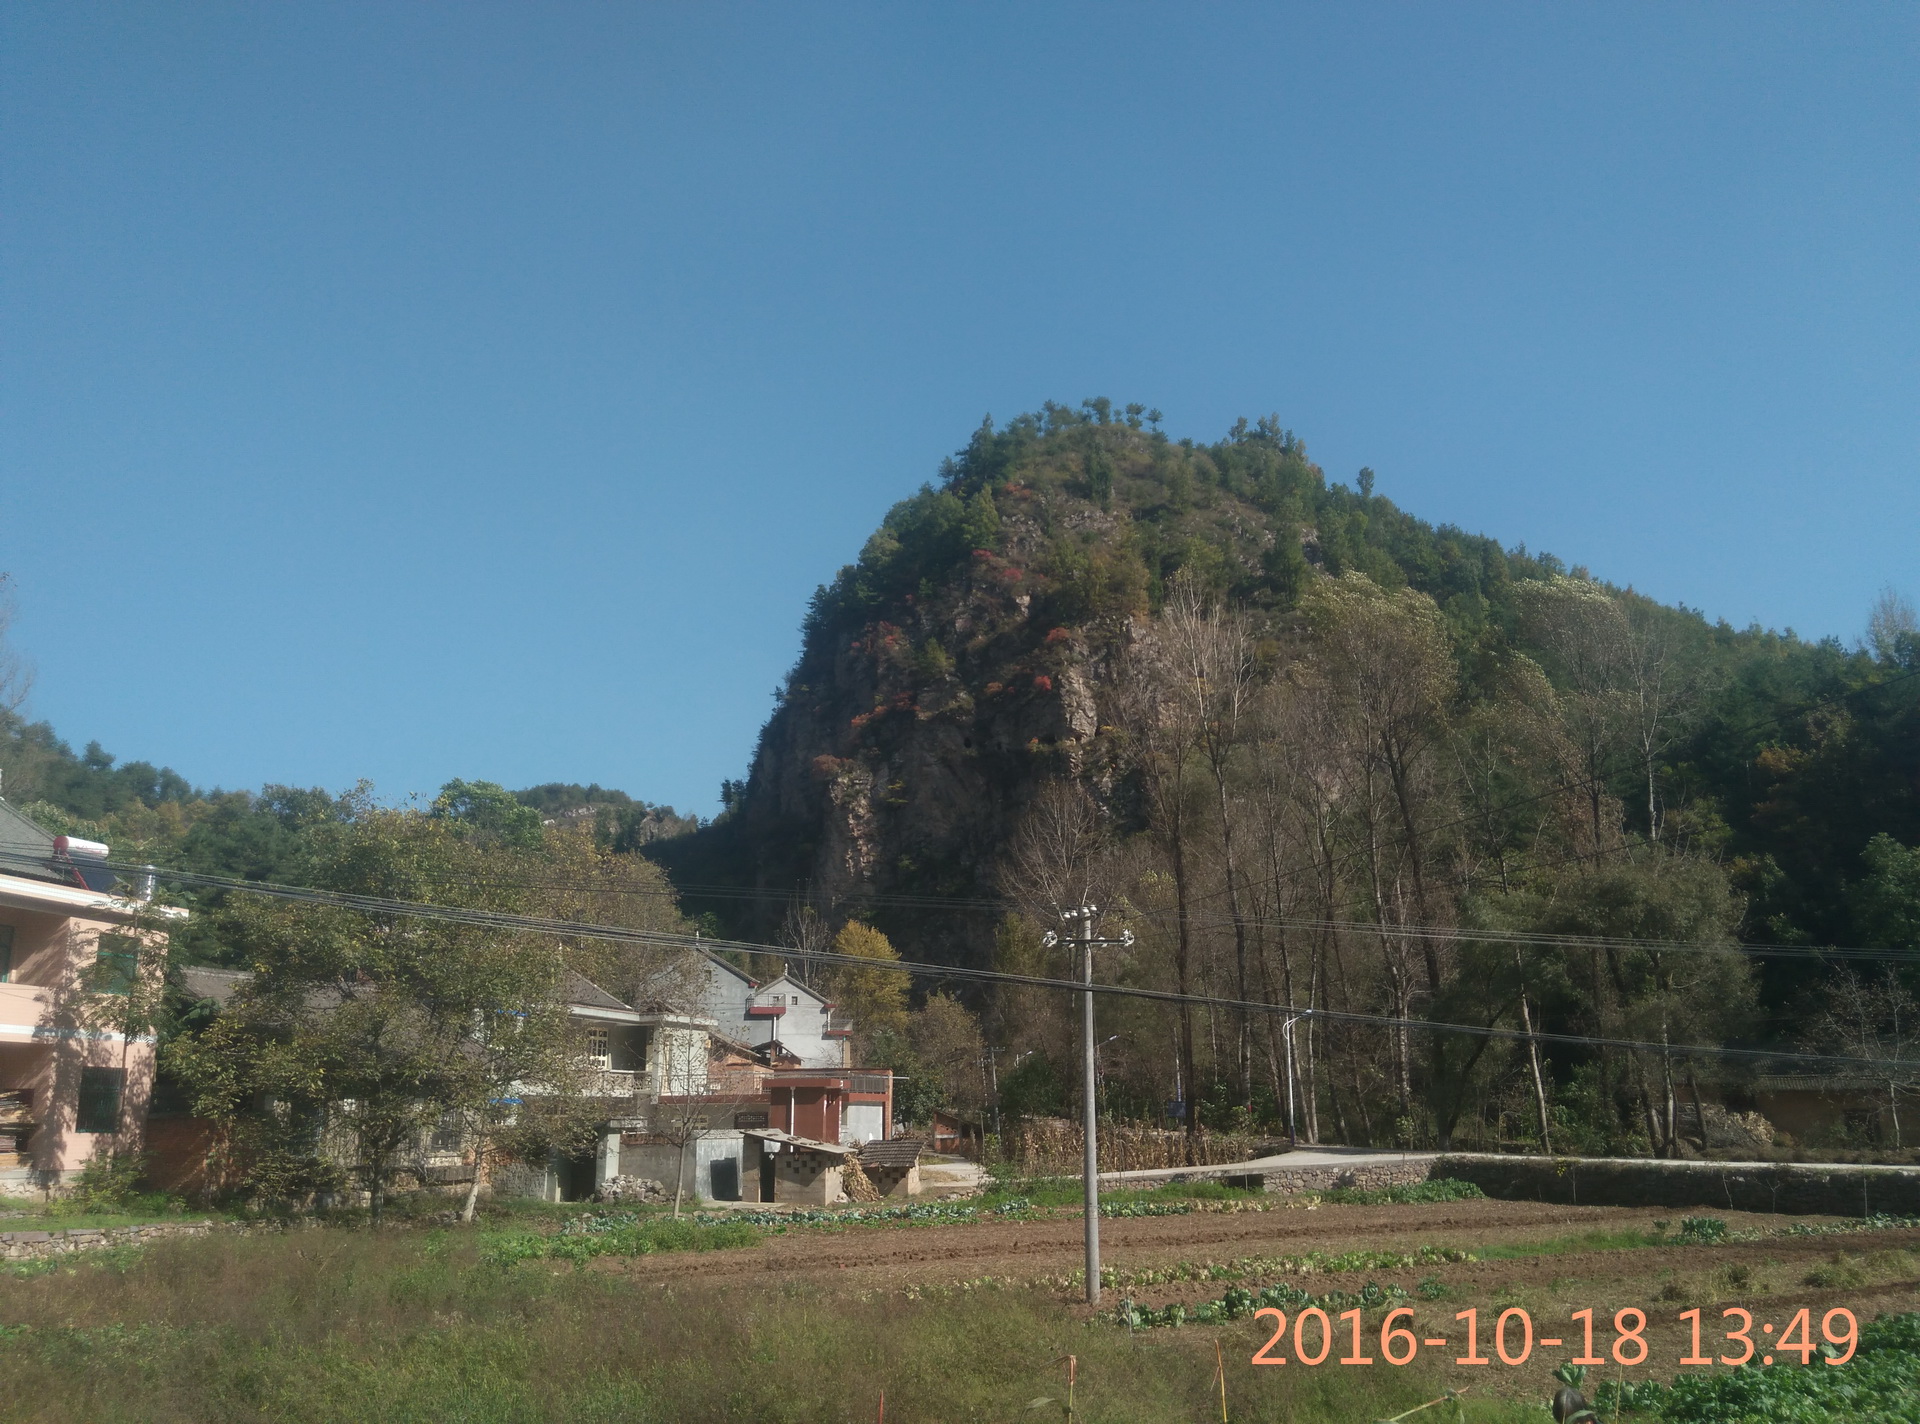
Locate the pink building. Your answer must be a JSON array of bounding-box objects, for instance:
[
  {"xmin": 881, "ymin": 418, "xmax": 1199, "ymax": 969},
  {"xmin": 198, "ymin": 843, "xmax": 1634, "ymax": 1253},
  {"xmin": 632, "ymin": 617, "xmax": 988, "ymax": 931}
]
[{"xmin": 0, "ymin": 800, "xmax": 182, "ymax": 1189}]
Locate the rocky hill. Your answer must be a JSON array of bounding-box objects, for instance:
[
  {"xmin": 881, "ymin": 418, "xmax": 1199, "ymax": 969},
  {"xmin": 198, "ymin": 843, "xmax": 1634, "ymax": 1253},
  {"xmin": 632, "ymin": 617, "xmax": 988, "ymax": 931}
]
[{"xmin": 655, "ymin": 401, "xmax": 1541, "ymax": 965}]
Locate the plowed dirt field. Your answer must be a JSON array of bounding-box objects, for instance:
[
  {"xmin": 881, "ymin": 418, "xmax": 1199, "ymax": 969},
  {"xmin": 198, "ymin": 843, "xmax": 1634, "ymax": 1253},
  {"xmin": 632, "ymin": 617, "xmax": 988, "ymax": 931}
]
[{"xmin": 595, "ymin": 1198, "xmax": 1920, "ymax": 1400}]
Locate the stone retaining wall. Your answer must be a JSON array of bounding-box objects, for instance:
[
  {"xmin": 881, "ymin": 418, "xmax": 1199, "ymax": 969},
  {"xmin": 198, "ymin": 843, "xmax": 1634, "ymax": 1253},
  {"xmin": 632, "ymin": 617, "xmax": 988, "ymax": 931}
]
[
  {"xmin": 1434, "ymin": 1154, "xmax": 1920, "ymax": 1217},
  {"xmin": 1259, "ymin": 1159, "xmax": 1435, "ymax": 1195},
  {"xmin": 0, "ymin": 1219, "xmax": 218, "ymax": 1262}
]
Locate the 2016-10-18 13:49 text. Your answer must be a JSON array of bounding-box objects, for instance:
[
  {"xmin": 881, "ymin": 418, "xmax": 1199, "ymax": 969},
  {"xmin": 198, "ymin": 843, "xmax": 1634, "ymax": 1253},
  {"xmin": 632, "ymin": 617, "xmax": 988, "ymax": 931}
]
[{"xmin": 1249, "ymin": 1306, "xmax": 1860, "ymax": 1369}]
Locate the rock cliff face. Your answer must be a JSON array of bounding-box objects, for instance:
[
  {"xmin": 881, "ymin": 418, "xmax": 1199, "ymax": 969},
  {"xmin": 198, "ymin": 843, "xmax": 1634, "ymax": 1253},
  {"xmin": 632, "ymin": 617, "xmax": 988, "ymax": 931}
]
[
  {"xmin": 707, "ymin": 555, "xmax": 1135, "ymax": 963},
  {"xmin": 654, "ymin": 405, "xmax": 1513, "ymax": 967}
]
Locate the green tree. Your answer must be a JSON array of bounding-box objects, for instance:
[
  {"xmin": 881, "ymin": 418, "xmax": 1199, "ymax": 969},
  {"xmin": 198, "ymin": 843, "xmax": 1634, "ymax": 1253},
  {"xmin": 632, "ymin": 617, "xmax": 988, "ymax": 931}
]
[
  {"xmin": 431, "ymin": 779, "xmax": 544, "ymax": 850},
  {"xmin": 170, "ymin": 807, "xmax": 584, "ymax": 1217},
  {"xmin": 1852, "ymin": 834, "xmax": 1920, "ymax": 954}
]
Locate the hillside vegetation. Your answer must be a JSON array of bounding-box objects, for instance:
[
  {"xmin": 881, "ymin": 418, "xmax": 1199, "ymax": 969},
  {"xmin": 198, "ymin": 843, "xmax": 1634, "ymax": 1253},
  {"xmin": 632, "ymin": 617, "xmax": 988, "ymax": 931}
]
[
  {"xmin": 662, "ymin": 401, "xmax": 1920, "ymax": 1152},
  {"xmin": 3, "ymin": 402, "xmax": 1916, "ymax": 1156}
]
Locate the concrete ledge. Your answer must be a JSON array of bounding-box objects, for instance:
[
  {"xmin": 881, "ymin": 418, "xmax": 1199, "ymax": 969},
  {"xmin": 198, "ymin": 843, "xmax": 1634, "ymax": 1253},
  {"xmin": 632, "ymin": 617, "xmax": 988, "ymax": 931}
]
[
  {"xmin": 1434, "ymin": 1154, "xmax": 1920, "ymax": 1217},
  {"xmin": 1100, "ymin": 1147, "xmax": 1440, "ymax": 1193},
  {"xmin": 1100, "ymin": 1146, "xmax": 1920, "ymax": 1218}
]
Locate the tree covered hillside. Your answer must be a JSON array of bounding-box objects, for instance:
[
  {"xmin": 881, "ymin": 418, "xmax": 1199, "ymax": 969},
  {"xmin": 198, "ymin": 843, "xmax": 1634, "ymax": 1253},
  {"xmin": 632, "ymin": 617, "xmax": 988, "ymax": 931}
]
[
  {"xmin": 661, "ymin": 401, "xmax": 1918, "ymax": 1153},
  {"xmin": 0, "ymin": 712, "xmax": 700, "ymax": 955}
]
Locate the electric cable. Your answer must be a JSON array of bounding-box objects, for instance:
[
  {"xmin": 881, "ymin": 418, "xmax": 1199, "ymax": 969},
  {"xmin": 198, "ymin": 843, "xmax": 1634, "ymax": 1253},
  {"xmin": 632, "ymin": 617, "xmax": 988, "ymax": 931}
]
[{"xmin": 2, "ymin": 846, "xmax": 1906, "ymax": 1077}]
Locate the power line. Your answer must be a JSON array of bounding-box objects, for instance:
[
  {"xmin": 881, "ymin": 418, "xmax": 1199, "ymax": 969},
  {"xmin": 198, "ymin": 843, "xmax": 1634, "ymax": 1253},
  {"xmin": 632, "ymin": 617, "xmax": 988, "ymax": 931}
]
[
  {"xmin": 4, "ymin": 848, "xmax": 1903, "ymax": 1077},
  {"xmin": 8, "ymin": 843, "xmax": 1912, "ymax": 969}
]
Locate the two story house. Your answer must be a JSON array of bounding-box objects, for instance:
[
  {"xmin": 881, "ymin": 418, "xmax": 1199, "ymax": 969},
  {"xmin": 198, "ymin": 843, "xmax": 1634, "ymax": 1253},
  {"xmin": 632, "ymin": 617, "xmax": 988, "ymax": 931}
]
[
  {"xmin": 0, "ymin": 799, "xmax": 182, "ymax": 1190},
  {"xmin": 687, "ymin": 951, "xmax": 853, "ymax": 1071}
]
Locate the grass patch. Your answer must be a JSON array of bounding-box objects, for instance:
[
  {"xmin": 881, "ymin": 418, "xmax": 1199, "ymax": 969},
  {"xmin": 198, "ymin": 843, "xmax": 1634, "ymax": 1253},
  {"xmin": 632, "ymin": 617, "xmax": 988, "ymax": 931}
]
[
  {"xmin": 1479, "ymin": 1227, "xmax": 1670, "ymax": 1261},
  {"xmin": 0, "ymin": 1227, "xmax": 1547, "ymax": 1423},
  {"xmin": 481, "ymin": 1217, "xmax": 761, "ymax": 1265}
]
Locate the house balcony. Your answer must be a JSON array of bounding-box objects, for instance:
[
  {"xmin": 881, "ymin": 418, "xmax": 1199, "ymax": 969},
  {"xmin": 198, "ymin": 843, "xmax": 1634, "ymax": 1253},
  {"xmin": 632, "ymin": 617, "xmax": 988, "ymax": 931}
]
[
  {"xmin": 580, "ymin": 1068, "xmax": 644, "ymax": 1099},
  {"xmin": 745, "ymin": 1004, "xmax": 786, "ymax": 1019}
]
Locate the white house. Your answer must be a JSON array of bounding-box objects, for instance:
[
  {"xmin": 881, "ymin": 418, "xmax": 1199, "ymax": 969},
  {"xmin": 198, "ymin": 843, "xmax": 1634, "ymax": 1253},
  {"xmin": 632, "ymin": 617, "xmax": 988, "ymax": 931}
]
[{"xmin": 686, "ymin": 952, "xmax": 852, "ymax": 1071}]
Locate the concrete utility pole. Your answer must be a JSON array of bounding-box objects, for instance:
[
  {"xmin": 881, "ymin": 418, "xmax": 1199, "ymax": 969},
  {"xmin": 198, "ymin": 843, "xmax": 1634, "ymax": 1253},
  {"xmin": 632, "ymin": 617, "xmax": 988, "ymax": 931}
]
[
  {"xmin": 1280, "ymin": 1013, "xmax": 1302, "ymax": 1147},
  {"xmin": 983, "ymin": 1045, "xmax": 1008, "ymax": 1149},
  {"xmin": 1044, "ymin": 903, "xmax": 1134, "ymax": 1307}
]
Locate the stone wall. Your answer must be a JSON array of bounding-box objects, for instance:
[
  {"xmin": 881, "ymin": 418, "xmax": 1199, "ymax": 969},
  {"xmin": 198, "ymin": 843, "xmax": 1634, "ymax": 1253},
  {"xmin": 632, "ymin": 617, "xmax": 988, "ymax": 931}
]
[
  {"xmin": 0, "ymin": 1219, "xmax": 217, "ymax": 1262},
  {"xmin": 1435, "ymin": 1154, "xmax": 1920, "ymax": 1217},
  {"xmin": 1259, "ymin": 1159, "xmax": 1435, "ymax": 1195}
]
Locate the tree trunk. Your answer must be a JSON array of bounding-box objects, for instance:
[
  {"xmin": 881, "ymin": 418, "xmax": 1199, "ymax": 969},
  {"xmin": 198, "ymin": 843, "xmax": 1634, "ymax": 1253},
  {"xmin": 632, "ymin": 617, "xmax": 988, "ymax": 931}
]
[
  {"xmin": 1518, "ymin": 983, "xmax": 1553, "ymax": 1155},
  {"xmin": 1211, "ymin": 768, "xmax": 1254, "ymax": 1109},
  {"xmin": 1170, "ymin": 830, "xmax": 1199, "ymax": 1160},
  {"xmin": 460, "ymin": 1132, "xmax": 486, "ymax": 1224},
  {"xmin": 673, "ymin": 1135, "xmax": 688, "ymax": 1217}
]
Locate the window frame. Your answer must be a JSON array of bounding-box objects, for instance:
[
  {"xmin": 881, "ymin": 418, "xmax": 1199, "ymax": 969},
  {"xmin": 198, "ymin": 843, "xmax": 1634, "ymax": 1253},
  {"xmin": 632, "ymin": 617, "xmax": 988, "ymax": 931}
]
[
  {"xmin": 75, "ymin": 1067, "xmax": 124, "ymax": 1134},
  {"xmin": 93, "ymin": 934, "xmax": 140, "ymax": 996}
]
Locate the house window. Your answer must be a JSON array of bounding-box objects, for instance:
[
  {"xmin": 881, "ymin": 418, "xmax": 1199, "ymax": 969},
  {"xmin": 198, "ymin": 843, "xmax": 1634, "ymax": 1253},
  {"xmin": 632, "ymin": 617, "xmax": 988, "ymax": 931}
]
[
  {"xmin": 94, "ymin": 935, "xmax": 139, "ymax": 995},
  {"xmin": 0, "ymin": 925, "xmax": 12, "ymax": 983},
  {"xmin": 76, "ymin": 1068, "xmax": 124, "ymax": 1133},
  {"xmin": 586, "ymin": 1027, "xmax": 610, "ymax": 1068},
  {"xmin": 429, "ymin": 1111, "xmax": 465, "ymax": 1153}
]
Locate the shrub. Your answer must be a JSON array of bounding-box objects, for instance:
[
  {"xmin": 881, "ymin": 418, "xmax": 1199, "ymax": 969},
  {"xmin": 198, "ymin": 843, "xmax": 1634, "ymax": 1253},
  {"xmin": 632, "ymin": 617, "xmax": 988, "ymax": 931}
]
[{"xmin": 61, "ymin": 1150, "xmax": 152, "ymax": 1213}]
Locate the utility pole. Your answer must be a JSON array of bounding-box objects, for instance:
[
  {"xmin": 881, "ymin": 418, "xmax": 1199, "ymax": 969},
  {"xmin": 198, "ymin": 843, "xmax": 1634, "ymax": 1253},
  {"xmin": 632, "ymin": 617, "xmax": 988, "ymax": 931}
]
[
  {"xmin": 984, "ymin": 1045, "xmax": 1008, "ymax": 1150},
  {"xmin": 1044, "ymin": 903, "xmax": 1134, "ymax": 1307},
  {"xmin": 1280, "ymin": 1013, "xmax": 1302, "ymax": 1147}
]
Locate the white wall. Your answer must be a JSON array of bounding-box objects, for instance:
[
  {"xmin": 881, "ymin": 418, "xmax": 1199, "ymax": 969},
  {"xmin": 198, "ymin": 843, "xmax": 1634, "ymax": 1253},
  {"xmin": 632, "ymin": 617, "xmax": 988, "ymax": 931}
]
[
  {"xmin": 691, "ymin": 959, "xmax": 845, "ymax": 1069},
  {"xmin": 845, "ymin": 1103, "xmax": 885, "ymax": 1145}
]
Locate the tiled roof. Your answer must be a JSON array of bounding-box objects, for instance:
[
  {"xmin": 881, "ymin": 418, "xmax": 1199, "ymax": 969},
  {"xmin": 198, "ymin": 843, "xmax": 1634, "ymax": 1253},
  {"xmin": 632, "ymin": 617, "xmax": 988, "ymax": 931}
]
[
  {"xmin": 0, "ymin": 800, "xmax": 60, "ymax": 885},
  {"xmin": 857, "ymin": 1136, "xmax": 924, "ymax": 1169},
  {"xmin": 177, "ymin": 966, "xmax": 254, "ymax": 1007},
  {"xmin": 563, "ymin": 972, "xmax": 634, "ymax": 1012}
]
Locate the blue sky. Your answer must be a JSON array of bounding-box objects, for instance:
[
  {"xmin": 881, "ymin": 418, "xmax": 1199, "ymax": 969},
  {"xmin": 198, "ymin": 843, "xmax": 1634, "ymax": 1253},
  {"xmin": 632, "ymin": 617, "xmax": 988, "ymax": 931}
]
[{"xmin": 3, "ymin": 4, "xmax": 1915, "ymax": 816}]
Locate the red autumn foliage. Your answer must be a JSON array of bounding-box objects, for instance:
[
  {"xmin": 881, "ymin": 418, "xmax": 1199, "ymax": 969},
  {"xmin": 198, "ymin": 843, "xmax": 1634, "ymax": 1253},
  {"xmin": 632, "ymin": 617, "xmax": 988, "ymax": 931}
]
[
  {"xmin": 1032, "ymin": 675, "xmax": 1053, "ymax": 692},
  {"xmin": 1044, "ymin": 627, "xmax": 1071, "ymax": 645}
]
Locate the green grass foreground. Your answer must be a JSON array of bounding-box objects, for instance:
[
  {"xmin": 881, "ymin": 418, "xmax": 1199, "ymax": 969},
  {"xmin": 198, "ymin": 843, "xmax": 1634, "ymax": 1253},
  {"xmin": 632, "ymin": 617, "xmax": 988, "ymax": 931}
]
[{"xmin": 0, "ymin": 1228, "xmax": 1559, "ymax": 1424}]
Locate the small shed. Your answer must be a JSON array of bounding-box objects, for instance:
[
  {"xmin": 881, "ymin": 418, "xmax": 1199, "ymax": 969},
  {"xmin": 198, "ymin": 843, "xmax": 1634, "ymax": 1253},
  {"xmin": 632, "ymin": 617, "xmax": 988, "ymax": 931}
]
[
  {"xmin": 741, "ymin": 1128, "xmax": 855, "ymax": 1206},
  {"xmin": 857, "ymin": 1136, "xmax": 923, "ymax": 1198},
  {"xmin": 927, "ymin": 1110, "xmax": 983, "ymax": 1160}
]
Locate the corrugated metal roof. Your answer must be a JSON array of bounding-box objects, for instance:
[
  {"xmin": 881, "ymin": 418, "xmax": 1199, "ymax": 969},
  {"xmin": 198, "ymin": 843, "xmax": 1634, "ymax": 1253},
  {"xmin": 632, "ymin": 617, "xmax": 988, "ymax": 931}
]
[{"xmin": 740, "ymin": 1127, "xmax": 854, "ymax": 1157}]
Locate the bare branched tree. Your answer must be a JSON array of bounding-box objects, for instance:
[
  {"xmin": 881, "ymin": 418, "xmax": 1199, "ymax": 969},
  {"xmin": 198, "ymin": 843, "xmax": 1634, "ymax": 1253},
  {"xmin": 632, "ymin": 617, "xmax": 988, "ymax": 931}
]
[
  {"xmin": 1161, "ymin": 575, "xmax": 1260, "ymax": 1105},
  {"xmin": 1812, "ymin": 969, "xmax": 1920, "ymax": 1150},
  {"xmin": 1867, "ymin": 587, "xmax": 1919, "ymax": 667},
  {"xmin": 1003, "ymin": 780, "xmax": 1117, "ymax": 919},
  {"xmin": 781, "ymin": 899, "xmax": 835, "ymax": 991}
]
